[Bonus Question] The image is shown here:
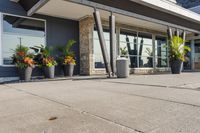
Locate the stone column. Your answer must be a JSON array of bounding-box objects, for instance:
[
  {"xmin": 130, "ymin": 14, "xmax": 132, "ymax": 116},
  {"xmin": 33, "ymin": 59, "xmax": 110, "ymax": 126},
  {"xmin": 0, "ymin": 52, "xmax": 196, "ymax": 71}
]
[{"xmin": 79, "ymin": 16, "xmax": 94, "ymax": 75}]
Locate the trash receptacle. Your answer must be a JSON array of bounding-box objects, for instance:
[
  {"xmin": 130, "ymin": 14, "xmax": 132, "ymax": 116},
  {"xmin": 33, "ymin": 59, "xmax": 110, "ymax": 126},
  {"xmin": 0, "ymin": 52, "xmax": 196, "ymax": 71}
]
[{"xmin": 116, "ymin": 58, "xmax": 129, "ymax": 78}]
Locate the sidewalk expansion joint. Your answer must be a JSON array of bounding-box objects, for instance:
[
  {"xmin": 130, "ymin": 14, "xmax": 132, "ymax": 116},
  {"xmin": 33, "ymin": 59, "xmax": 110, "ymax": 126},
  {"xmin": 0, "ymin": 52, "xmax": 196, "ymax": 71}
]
[
  {"xmin": 98, "ymin": 81, "xmax": 200, "ymax": 108},
  {"xmin": 6, "ymin": 85, "xmax": 144, "ymax": 133}
]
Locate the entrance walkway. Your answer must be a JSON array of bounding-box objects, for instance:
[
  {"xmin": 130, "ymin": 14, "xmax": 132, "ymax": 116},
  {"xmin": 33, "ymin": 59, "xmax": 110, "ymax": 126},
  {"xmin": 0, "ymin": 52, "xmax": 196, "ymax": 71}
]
[{"xmin": 1, "ymin": 73, "xmax": 200, "ymax": 133}]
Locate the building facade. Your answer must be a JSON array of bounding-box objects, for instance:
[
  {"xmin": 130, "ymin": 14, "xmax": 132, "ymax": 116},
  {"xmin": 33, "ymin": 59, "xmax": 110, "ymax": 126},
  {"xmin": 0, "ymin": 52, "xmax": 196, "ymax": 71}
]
[{"xmin": 0, "ymin": 0, "xmax": 200, "ymax": 78}]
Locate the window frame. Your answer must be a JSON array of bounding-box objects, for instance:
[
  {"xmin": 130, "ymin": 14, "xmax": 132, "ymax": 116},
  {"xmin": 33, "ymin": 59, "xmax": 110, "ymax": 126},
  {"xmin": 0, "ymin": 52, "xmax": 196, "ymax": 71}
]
[{"xmin": 0, "ymin": 13, "xmax": 47, "ymax": 66}]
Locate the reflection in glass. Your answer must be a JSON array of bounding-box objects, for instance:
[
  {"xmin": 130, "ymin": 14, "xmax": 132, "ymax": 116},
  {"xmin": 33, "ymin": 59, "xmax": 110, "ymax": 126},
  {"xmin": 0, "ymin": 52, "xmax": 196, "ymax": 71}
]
[
  {"xmin": 138, "ymin": 33, "xmax": 153, "ymax": 68},
  {"xmin": 2, "ymin": 15, "xmax": 45, "ymax": 65},
  {"xmin": 155, "ymin": 36, "xmax": 167, "ymax": 57},
  {"xmin": 139, "ymin": 56, "xmax": 153, "ymax": 68},
  {"xmin": 183, "ymin": 42, "xmax": 191, "ymax": 70},
  {"xmin": 194, "ymin": 40, "xmax": 200, "ymax": 69},
  {"xmin": 120, "ymin": 30, "xmax": 137, "ymax": 68},
  {"xmin": 156, "ymin": 57, "xmax": 168, "ymax": 67},
  {"xmin": 155, "ymin": 36, "xmax": 168, "ymax": 68},
  {"xmin": 93, "ymin": 29, "xmax": 110, "ymax": 68},
  {"xmin": 138, "ymin": 32, "xmax": 152, "ymax": 45}
]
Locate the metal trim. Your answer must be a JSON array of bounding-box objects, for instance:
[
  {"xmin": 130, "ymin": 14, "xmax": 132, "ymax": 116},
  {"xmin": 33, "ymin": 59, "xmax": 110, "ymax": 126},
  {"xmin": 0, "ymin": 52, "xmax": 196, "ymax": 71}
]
[
  {"xmin": 66, "ymin": 0, "xmax": 200, "ymax": 34},
  {"xmin": 27, "ymin": 0, "xmax": 49, "ymax": 16}
]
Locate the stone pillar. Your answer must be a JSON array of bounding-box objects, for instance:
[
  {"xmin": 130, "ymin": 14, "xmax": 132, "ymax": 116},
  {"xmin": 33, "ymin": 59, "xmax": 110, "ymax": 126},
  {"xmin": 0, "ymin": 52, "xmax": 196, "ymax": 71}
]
[{"xmin": 79, "ymin": 16, "xmax": 94, "ymax": 75}]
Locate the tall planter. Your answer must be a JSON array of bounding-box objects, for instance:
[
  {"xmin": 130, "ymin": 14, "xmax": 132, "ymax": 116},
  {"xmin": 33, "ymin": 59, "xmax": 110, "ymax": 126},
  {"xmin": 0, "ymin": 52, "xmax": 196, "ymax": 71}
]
[
  {"xmin": 63, "ymin": 64, "xmax": 75, "ymax": 77},
  {"xmin": 18, "ymin": 67, "xmax": 33, "ymax": 81},
  {"xmin": 171, "ymin": 59, "xmax": 183, "ymax": 74},
  {"xmin": 44, "ymin": 66, "xmax": 55, "ymax": 79}
]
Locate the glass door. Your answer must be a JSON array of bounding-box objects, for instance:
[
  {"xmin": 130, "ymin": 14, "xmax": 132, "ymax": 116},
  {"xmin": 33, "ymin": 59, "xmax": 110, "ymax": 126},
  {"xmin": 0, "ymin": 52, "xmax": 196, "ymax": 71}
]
[
  {"xmin": 183, "ymin": 42, "xmax": 192, "ymax": 70},
  {"xmin": 194, "ymin": 41, "xmax": 200, "ymax": 70}
]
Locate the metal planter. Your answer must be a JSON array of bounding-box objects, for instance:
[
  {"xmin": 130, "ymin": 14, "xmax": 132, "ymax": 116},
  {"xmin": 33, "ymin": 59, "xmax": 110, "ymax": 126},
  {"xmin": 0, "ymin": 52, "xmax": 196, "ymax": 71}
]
[
  {"xmin": 18, "ymin": 67, "xmax": 33, "ymax": 81},
  {"xmin": 44, "ymin": 66, "xmax": 55, "ymax": 79},
  {"xmin": 171, "ymin": 59, "xmax": 183, "ymax": 74},
  {"xmin": 63, "ymin": 64, "xmax": 75, "ymax": 77}
]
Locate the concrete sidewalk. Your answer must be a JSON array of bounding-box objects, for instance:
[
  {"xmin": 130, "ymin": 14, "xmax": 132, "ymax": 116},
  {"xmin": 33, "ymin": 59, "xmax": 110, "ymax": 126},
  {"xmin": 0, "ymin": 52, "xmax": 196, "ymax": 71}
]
[{"xmin": 1, "ymin": 73, "xmax": 200, "ymax": 133}]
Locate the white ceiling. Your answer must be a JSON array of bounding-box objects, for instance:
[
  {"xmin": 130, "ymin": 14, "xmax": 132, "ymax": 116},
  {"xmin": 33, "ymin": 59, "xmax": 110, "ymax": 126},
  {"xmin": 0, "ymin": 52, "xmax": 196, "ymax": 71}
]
[{"xmin": 37, "ymin": 0, "xmax": 167, "ymax": 32}]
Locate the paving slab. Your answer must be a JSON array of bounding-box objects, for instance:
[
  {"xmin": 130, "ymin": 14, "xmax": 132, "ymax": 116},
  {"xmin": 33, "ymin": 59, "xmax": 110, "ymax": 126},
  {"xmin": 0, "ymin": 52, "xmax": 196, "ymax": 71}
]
[
  {"xmin": 3, "ymin": 73, "xmax": 200, "ymax": 133},
  {"xmin": 0, "ymin": 85, "xmax": 137, "ymax": 133},
  {"xmin": 100, "ymin": 73, "xmax": 200, "ymax": 88}
]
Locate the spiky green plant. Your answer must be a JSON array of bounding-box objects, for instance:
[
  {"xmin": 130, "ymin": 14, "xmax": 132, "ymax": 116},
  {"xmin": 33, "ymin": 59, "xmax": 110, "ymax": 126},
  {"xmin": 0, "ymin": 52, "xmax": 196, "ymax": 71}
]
[
  {"xmin": 169, "ymin": 36, "xmax": 191, "ymax": 62},
  {"xmin": 57, "ymin": 39, "xmax": 76, "ymax": 65},
  {"xmin": 57, "ymin": 39, "xmax": 76, "ymax": 57},
  {"xmin": 120, "ymin": 47, "xmax": 128, "ymax": 57}
]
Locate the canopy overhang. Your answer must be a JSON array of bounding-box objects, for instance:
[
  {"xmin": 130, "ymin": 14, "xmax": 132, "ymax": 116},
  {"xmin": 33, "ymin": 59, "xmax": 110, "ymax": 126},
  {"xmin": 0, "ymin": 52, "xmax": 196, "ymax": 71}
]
[{"xmin": 26, "ymin": 0, "xmax": 200, "ymax": 34}]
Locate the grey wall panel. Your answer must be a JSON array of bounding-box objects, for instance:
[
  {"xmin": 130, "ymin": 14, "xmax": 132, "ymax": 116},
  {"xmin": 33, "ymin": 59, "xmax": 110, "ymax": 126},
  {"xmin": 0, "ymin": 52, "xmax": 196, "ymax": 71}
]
[
  {"xmin": 34, "ymin": 14, "xmax": 80, "ymax": 75},
  {"xmin": 0, "ymin": 0, "xmax": 26, "ymax": 16},
  {"xmin": 0, "ymin": 66, "xmax": 18, "ymax": 77}
]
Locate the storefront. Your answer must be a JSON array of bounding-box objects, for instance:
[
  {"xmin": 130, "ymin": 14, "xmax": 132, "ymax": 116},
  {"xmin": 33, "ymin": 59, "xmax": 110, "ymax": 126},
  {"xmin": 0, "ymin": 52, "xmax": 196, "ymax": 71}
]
[{"xmin": 1, "ymin": 0, "xmax": 200, "ymax": 77}]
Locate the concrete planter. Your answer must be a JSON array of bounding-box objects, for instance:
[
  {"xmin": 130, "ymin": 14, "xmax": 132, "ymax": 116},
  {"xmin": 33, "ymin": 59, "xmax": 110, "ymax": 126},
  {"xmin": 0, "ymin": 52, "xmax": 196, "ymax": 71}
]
[
  {"xmin": 116, "ymin": 58, "xmax": 129, "ymax": 78},
  {"xmin": 63, "ymin": 64, "xmax": 75, "ymax": 77},
  {"xmin": 171, "ymin": 59, "xmax": 183, "ymax": 74},
  {"xmin": 44, "ymin": 66, "xmax": 55, "ymax": 79},
  {"xmin": 18, "ymin": 67, "xmax": 33, "ymax": 81}
]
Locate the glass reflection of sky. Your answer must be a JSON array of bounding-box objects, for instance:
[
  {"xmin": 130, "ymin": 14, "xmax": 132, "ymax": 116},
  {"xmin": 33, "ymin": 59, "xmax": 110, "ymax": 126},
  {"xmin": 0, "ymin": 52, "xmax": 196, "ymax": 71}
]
[
  {"xmin": 2, "ymin": 15, "xmax": 45, "ymax": 64},
  {"xmin": 3, "ymin": 21, "xmax": 44, "ymax": 37},
  {"xmin": 93, "ymin": 31, "xmax": 110, "ymax": 63}
]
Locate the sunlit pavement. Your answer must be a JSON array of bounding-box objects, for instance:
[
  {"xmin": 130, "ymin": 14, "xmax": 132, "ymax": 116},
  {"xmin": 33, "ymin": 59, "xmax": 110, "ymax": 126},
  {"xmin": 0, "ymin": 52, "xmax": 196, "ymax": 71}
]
[{"xmin": 1, "ymin": 72, "xmax": 200, "ymax": 133}]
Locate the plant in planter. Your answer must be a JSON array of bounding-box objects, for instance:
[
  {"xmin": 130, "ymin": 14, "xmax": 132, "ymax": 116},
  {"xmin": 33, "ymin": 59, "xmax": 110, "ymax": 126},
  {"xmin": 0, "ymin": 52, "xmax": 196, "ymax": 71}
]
[
  {"xmin": 62, "ymin": 55, "xmax": 76, "ymax": 77},
  {"xmin": 120, "ymin": 47, "xmax": 128, "ymax": 58},
  {"xmin": 31, "ymin": 45, "xmax": 57, "ymax": 78},
  {"xmin": 12, "ymin": 45, "xmax": 35, "ymax": 81},
  {"xmin": 57, "ymin": 40, "xmax": 76, "ymax": 77},
  {"xmin": 42, "ymin": 56, "xmax": 57, "ymax": 78},
  {"xmin": 169, "ymin": 36, "xmax": 191, "ymax": 74}
]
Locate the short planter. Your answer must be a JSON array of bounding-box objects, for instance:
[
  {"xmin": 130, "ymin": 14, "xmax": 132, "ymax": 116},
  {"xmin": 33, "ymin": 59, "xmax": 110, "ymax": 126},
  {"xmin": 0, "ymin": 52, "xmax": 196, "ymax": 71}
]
[
  {"xmin": 63, "ymin": 64, "xmax": 75, "ymax": 77},
  {"xmin": 44, "ymin": 66, "xmax": 55, "ymax": 79},
  {"xmin": 18, "ymin": 67, "xmax": 33, "ymax": 81},
  {"xmin": 116, "ymin": 57, "xmax": 129, "ymax": 78},
  {"xmin": 171, "ymin": 59, "xmax": 183, "ymax": 74}
]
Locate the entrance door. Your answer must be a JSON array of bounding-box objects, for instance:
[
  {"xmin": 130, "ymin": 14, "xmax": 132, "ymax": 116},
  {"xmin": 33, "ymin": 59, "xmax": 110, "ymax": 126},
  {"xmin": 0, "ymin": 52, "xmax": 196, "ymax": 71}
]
[{"xmin": 194, "ymin": 41, "xmax": 200, "ymax": 70}]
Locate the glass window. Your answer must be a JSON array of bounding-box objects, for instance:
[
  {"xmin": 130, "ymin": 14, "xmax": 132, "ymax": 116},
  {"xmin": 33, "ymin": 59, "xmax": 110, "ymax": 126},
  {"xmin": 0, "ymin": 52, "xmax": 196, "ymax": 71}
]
[
  {"xmin": 120, "ymin": 30, "xmax": 138, "ymax": 68},
  {"xmin": 120, "ymin": 30, "xmax": 137, "ymax": 56},
  {"xmin": 155, "ymin": 36, "xmax": 168, "ymax": 67},
  {"xmin": 93, "ymin": 27, "xmax": 169, "ymax": 69},
  {"xmin": 138, "ymin": 32, "xmax": 153, "ymax": 68},
  {"xmin": 93, "ymin": 28, "xmax": 110, "ymax": 69},
  {"xmin": 183, "ymin": 42, "xmax": 191, "ymax": 70},
  {"xmin": 139, "ymin": 56, "xmax": 153, "ymax": 68},
  {"xmin": 138, "ymin": 32, "xmax": 152, "ymax": 45},
  {"xmin": 2, "ymin": 15, "xmax": 45, "ymax": 65}
]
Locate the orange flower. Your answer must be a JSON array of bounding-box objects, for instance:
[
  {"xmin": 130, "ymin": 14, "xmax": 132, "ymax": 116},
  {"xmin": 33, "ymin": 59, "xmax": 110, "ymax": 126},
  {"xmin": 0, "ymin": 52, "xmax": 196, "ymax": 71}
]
[
  {"xmin": 17, "ymin": 51, "xmax": 25, "ymax": 57},
  {"xmin": 63, "ymin": 56, "xmax": 76, "ymax": 65},
  {"xmin": 24, "ymin": 57, "xmax": 34, "ymax": 66}
]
